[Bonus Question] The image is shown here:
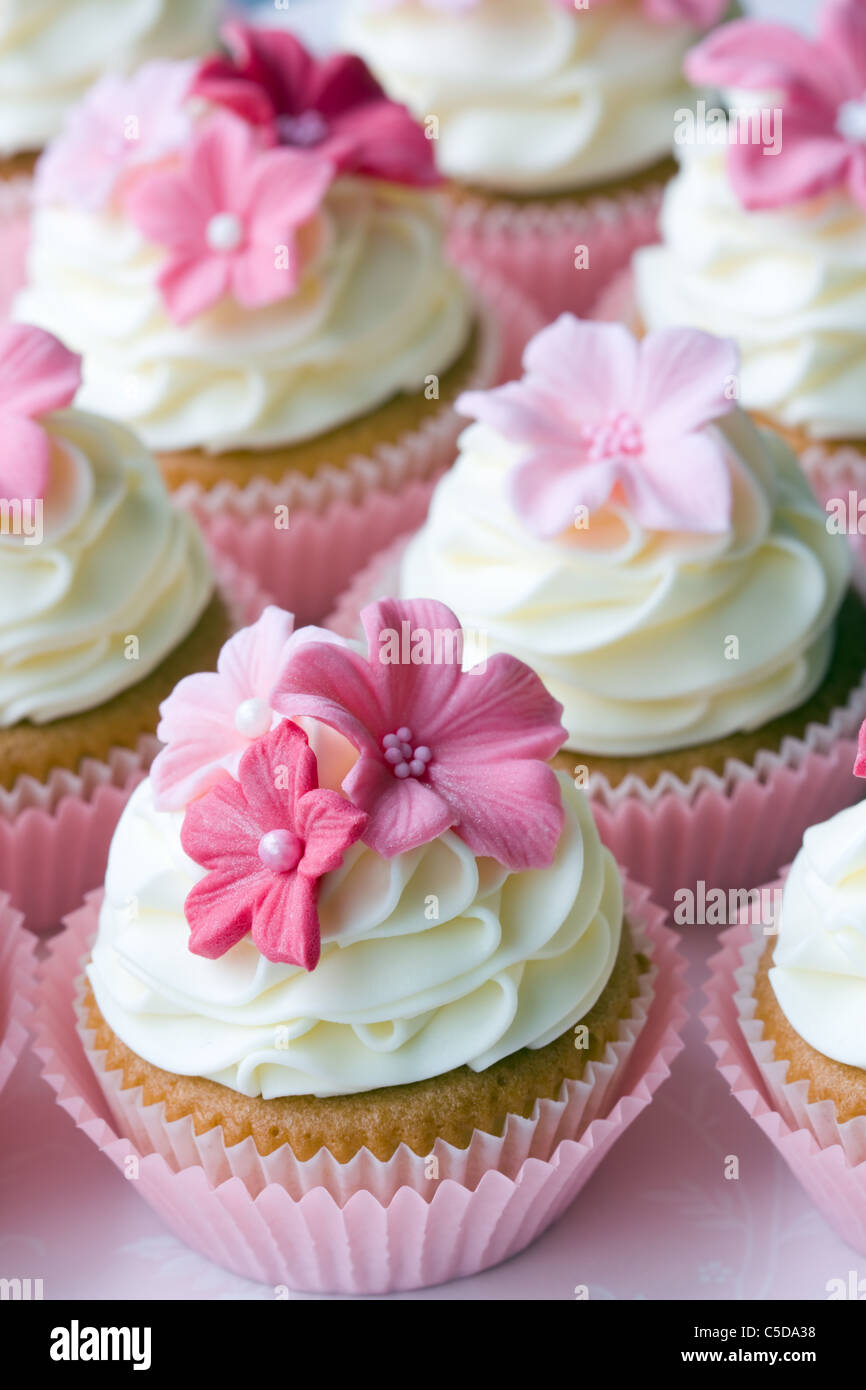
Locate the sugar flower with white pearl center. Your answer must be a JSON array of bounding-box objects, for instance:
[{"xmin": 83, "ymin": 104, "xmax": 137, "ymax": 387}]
[
  {"xmin": 181, "ymin": 720, "xmax": 367, "ymax": 969},
  {"xmin": 457, "ymin": 314, "xmax": 737, "ymax": 540},
  {"xmin": 152, "ymin": 606, "xmax": 300, "ymax": 811},
  {"xmin": 271, "ymin": 596, "xmax": 568, "ymax": 867},
  {"xmin": 125, "ymin": 112, "xmax": 334, "ymax": 325}
]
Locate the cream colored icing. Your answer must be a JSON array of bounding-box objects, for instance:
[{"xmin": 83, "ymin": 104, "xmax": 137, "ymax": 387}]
[
  {"xmin": 342, "ymin": 0, "xmax": 699, "ymax": 195},
  {"xmin": 0, "ymin": 0, "xmax": 219, "ymax": 157},
  {"xmin": 16, "ymin": 177, "xmax": 472, "ymax": 454},
  {"xmin": 87, "ymin": 773, "xmax": 623, "ymax": 1098},
  {"xmin": 633, "ymin": 144, "xmax": 866, "ymax": 441},
  {"xmin": 399, "ymin": 409, "xmax": 851, "ymax": 757},
  {"xmin": 0, "ymin": 409, "xmax": 212, "ymax": 725},
  {"xmin": 771, "ymin": 798, "xmax": 866, "ymax": 1070}
]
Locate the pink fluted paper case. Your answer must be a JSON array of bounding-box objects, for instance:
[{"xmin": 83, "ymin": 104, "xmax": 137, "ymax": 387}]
[
  {"xmin": 32, "ymin": 884, "xmax": 687, "ymax": 1294},
  {"xmin": 0, "ymin": 895, "xmax": 34, "ymax": 1094},
  {"xmin": 327, "ymin": 536, "xmax": 866, "ymax": 915},
  {"xmin": 0, "ymin": 175, "xmax": 31, "ymax": 322},
  {"xmin": 176, "ymin": 272, "xmax": 542, "ymax": 627},
  {"xmin": 446, "ymin": 179, "xmax": 664, "ymax": 324},
  {"xmin": 0, "ymin": 559, "xmax": 270, "ymax": 935},
  {"xmin": 704, "ymin": 907, "xmax": 866, "ymax": 1255}
]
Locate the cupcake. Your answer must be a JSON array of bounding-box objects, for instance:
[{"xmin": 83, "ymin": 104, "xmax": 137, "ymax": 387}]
[
  {"xmin": 704, "ymin": 729, "xmax": 866, "ymax": 1252},
  {"xmin": 14, "ymin": 24, "xmax": 530, "ymax": 621},
  {"xmin": 331, "ymin": 315, "xmax": 863, "ymax": 910},
  {"xmin": 632, "ymin": 0, "xmax": 866, "ymax": 459},
  {"xmin": 0, "ymin": 1, "xmax": 220, "ymax": 318},
  {"xmin": 0, "ymin": 321, "xmax": 263, "ymax": 930},
  {"xmin": 43, "ymin": 598, "xmax": 684, "ymax": 1292},
  {"xmin": 341, "ymin": 0, "xmax": 730, "ymax": 319}
]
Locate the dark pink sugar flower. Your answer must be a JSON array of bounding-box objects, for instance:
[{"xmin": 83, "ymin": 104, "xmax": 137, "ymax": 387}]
[
  {"xmin": 191, "ymin": 22, "xmax": 439, "ymax": 186},
  {"xmin": 855, "ymin": 719, "xmax": 866, "ymax": 777},
  {"xmin": 181, "ymin": 720, "xmax": 367, "ymax": 970},
  {"xmin": 687, "ymin": 0, "xmax": 866, "ymax": 211},
  {"xmin": 0, "ymin": 324, "xmax": 81, "ymax": 504},
  {"xmin": 125, "ymin": 113, "xmax": 334, "ymax": 324},
  {"xmin": 271, "ymin": 597, "xmax": 568, "ymax": 868},
  {"xmin": 457, "ymin": 315, "xmax": 738, "ymax": 539}
]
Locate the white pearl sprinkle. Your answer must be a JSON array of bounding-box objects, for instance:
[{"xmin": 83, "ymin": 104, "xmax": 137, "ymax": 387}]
[
  {"xmin": 206, "ymin": 211, "xmax": 244, "ymax": 253},
  {"xmin": 234, "ymin": 696, "xmax": 272, "ymax": 739},
  {"xmin": 394, "ymin": 762, "xmax": 411, "ymax": 779},
  {"xmin": 384, "ymin": 747, "xmax": 403, "ymax": 765},
  {"xmin": 396, "ymin": 726, "xmax": 412, "ymax": 742}
]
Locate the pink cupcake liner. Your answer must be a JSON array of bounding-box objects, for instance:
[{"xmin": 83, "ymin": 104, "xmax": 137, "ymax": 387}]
[
  {"xmin": 32, "ymin": 881, "xmax": 687, "ymax": 1294},
  {"xmin": 0, "ymin": 175, "xmax": 31, "ymax": 323},
  {"xmin": 704, "ymin": 904, "xmax": 866, "ymax": 1255},
  {"xmin": 0, "ymin": 894, "xmax": 34, "ymax": 1095},
  {"xmin": 0, "ymin": 557, "xmax": 271, "ymax": 935},
  {"xmin": 326, "ymin": 524, "xmax": 866, "ymax": 916},
  {"xmin": 445, "ymin": 179, "xmax": 664, "ymax": 325},
  {"xmin": 176, "ymin": 270, "xmax": 543, "ymax": 628}
]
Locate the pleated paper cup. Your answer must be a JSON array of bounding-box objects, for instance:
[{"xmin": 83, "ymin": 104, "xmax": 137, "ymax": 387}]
[
  {"xmin": 176, "ymin": 270, "xmax": 542, "ymax": 626},
  {"xmin": 446, "ymin": 178, "xmax": 664, "ymax": 325},
  {"xmin": 0, "ymin": 557, "xmax": 270, "ymax": 934},
  {"xmin": 32, "ymin": 881, "xmax": 687, "ymax": 1294},
  {"xmin": 326, "ymin": 535, "xmax": 866, "ymax": 916},
  {"xmin": 704, "ymin": 904, "xmax": 866, "ymax": 1255},
  {"xmin": 0, "ymin": 895, "xmax": 34, "ymax": 1094}
]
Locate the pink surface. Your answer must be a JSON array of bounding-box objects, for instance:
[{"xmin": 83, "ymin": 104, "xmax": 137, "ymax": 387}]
[
  {"xmin": 0, "ymin": 922, "xmax": 855, "ymax": 1300},
  {"xmin": 29, "ymin": 882, "xmax": 685, "ymax": 1294}
]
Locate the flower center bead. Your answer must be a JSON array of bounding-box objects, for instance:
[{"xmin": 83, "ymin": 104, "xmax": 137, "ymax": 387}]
[
  {"xmin": 381, "ymin": 726, "xmax": 432, "ymax": 780},
  {"xmin": 276, "ymin": 109, "xmax": 330, "ymax": 147},
  {"xmin": 258, "ymin": 828, "xmax": 303, "ymax": 874},
  {"xmin": 234, "ymin": 697, "xmax": 272, "ymax": 739},
  {"xmin": 582, "ymin": 410, "xmax": 644, "ymax": 462},
  {"xmin": 837, "ymin": 95, "xmax": 866, "ymax": 144},
  {"xmin": 205, "ymin": 211, "xmax": 244, "ymax": 252}
]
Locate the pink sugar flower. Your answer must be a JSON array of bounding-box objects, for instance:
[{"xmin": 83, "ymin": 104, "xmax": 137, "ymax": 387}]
[
  {"xmin": 0, "ymin": 325, "xmax": 81, "ymax": 505},
  {"xmin": 855, "ymin": 718, "xmax": 866, "ymax": 777},
  {"xmin": 191, "ymin": 23, "xmax": 439, "ymax": 186},
  {"xmin": 152, "ymin": 606, "xmax": 303, "ymax": 812},
  {"xmin": 181, "ymin": 720, "xmax": 368, "ymax": 969},
  {"xmin": 457, "ymin": 315, "xmax": 737, "ymax": 539},
  {"xmin": 34, "ymin": 61, "xmax": 195, "ymax": 212},
  {"xmin": 272, "ymin": 597, "xmax": 567, "ymax": 868},
  {"xmin": 687, "ymin": 0, "xmax": 866, "ymax": 211},
  {"xmin": 125, "ymin": 113, "xmax": 334, "ymax": 324}
]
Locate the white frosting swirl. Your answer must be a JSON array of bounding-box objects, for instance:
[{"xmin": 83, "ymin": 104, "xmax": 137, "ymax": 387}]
[
  {"xmin": 342, "ymin": 0, "xmax": 698, "ymax": 195},
  {"xmin": 0, "ymin": 409, "xmax": 212, "ymax": 725},
  {"xmin": 0, "ymin": 0, "xmax": 219, "ymax": 157},
  {"xmin": 633, "ymin": 144, "xmax": 866, "ymax": 441},
  {"xmin": 87, "ymin": 773, "xmax": 623, "ymax": 1098},
  {"xmin": 16, "ymin": 177, "xmax": 471, "ymax": 454},
  {"xmin": 771, "ymin": 799, "xmax": 866, "ymax": 1070},
  {"xmin": 400, "ymin": 410, "xmax": 851, "ymax": 757}
]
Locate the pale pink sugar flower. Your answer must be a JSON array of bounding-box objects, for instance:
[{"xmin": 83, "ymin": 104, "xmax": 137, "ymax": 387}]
[
  {"xmin": 124, "ymin": 113, "xmax": 334, "ymax": 324},
  {"xmin": 457, "ymin": 315, "xmax": 738, "ymax": 539},
  {"xmin": 34, "ymin": 61, "xmax": 196, "ymax": 213}
]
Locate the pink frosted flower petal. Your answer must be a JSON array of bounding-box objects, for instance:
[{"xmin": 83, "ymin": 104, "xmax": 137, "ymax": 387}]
[{"xmin": 273, "ymin": 598, "xmax": 567, "ymax": 866}]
